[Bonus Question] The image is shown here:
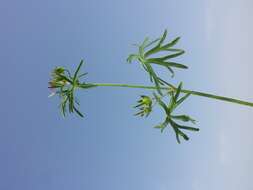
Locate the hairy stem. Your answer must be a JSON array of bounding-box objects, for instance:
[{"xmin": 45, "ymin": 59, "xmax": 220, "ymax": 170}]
[{"xmin": 90, "ymin": 83, "xmax": 253, "ymax": 107}]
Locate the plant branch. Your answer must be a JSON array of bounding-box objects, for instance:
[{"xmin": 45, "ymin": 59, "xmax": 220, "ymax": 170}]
[{"xmin": 89, "ymin": 83, "xmax": 253, "ymax": 107}]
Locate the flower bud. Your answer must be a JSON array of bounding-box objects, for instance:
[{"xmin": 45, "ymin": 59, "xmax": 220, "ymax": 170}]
[{"xmin": 134, "ymin": 95, "xmax": 152, "ymax": 117}]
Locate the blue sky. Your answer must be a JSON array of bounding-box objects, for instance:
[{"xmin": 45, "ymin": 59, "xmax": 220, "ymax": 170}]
[{"xmin": 1, "ymin": 0, "xmax": 253, "ymax": 189}]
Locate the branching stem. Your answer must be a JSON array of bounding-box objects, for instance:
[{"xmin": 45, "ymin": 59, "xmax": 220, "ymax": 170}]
[{"xmin": 91, "ymin": 83, "xmax": 253, "ymax": 107}]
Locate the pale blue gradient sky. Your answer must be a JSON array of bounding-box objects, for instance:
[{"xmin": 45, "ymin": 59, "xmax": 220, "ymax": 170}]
[{"xmin": 0, "ymin": 0, "xmax": 253, "ymax": 190}]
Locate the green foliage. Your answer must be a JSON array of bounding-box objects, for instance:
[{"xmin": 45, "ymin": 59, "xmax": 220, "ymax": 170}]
[
  {"xmin": 152, "ymin": 83, "xmax": 199, "ymax": 143},
  {"xmin": 127, "ymin": 30, "xmax": 187, "ymax": 95},
  {"xmin": 48, "ymin": 29, "xmax": 253, "ymax": 143}
]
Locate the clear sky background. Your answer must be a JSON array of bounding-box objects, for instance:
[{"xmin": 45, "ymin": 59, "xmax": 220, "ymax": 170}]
[{"xmin": 1, "ymin": 0, "xmax": 253, "ymax": 189}]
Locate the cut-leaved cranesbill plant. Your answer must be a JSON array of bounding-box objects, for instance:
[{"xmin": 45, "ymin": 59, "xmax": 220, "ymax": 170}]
[{"xmin": 48, "ymin": 30, "xmax": 253, "ymax": 143}]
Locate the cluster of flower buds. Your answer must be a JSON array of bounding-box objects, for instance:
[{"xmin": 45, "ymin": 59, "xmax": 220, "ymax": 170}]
[
  {"xmin": 134, "ymin": 95, "xmax": 153, "ymax": 117},
  {"xmin": 48, "ymin": 67, "xmax": 70, "ymax": 91},
  {"xmin": 48, "ymin": 60, "xmax": 95, "ymax": 117}
]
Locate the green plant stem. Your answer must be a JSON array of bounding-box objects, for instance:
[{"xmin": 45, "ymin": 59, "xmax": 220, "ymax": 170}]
[{"xmin": 91, "ymin": 83, "xmax": 253, "ymax": 107}]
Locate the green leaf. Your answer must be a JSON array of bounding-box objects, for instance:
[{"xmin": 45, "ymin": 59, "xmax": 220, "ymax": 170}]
[
  {"xmin": 176, "ymin": 93, "xmax": 191, "ymax": 108},
  {"xmin": 73, "ymin": 60, "xmax": 84, "ymax": 82},
  {"xmin": 140, "ymin": 62, "xmax": 152, "ymax": 82},
  {"xmin": 175, "ymin": 82, "xmax": 183, "ymax": 101},
  {"xmin": 154, "ymin": 125, "xmax": 166, "ymax": 133},
  {"xmin": 157, "ymin": 77, "xmax": 175, "ymax": 89},
  {"xmin": 129, "ymin": 29, "xmax": 186, "ymax": 94},
  {"xmin": 127, "ymin": 54, "xmax": 139, "ymax": 63},
  {"xmin": 171, "ymin": 115, "xmax": 196, "ymax": 124},
  {"xmin": 154, "ymin": 118, "xmax": 169, "ymax": 133},
  {"xmin": 144, "ymin": 38, "xmax": 160, "ymax": 48},
  {"xmin": 73, "ymin": 106, "xmax": 84, "ymax": 117},
  {"xmin": 68, "ymin": 92, "xmax": 74, "ymax": 113},
  {"xmin": 139, "ymin": 37, "xmax": 149, "ymax": 56},
  {"xmin": 158, "ymin": 29, "xmax": 167, "ymax": 47},
  {"xmin": 153, "ymin": 93, "xmax": 170, "ymax": 115},
  {"xmin": 168, "ymin": 92, "xmax": 176, "ymax": 112},
  {"xmin": 163, "ymin": 48, "xmax": 184, "ymax": 52},
  {"xmin": 75, "ymin": 99, "xmax": 80, "ymax": 106},
  {"xmin": 141, "ymin": 37, "xmax": 150, "ymax": 47},
  {"xmin": 162, "ymin": 37, "xmax": 181, "ymax": 49},
  {"xmin": 144, "ymin": 62, "xmax": 162, "ymax": 95},
  {"xmin": 169, "ymin": 119, "xmax": 190, "ymax": 143},
  {"xmin": 154, "ymin": 124, "xmax": 163, "ymax": 129},
  {"xmin": 159, "ymin": 50, "xmax": 185, "ymax": 60},
  {"xmin": 147, "ymin": 59, "xmax": 188, "ymax": 69},
  {"xmin": 177, "ymin": 125, "xmax": 199, "ymax": 131},
  {"xmin": 170, "ymin": 119, "xmax": 199, "ymax": 131},
  {"xmin": 171, "ymin": 126, "xmax": 180, "ymax": 144},
  {"xmin": 61, "ymin": 96, "xmax": 68, "ymax": 117},
  {"xmin": 166, "ymin": 67, "xmax": 175, "ymax": 77},
  {"xmin": 78, "ymin": 72, "xmax": 88, "ymax": 79},
  {"xmin": 154, "ymin": 125, "xmax": 163, "ymax": 129},
  {"xmin": 178, "ymin": 130, "xmax": 189, "ymax": 141},
  {"xmin": 144, "ymin": 30, "xmax": 167, "ymax": 57}
]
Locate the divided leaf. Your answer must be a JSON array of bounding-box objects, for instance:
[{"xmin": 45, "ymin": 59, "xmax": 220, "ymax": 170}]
[{"xmin": 127, "ymin": 29, "xmax": 187, "ymax": 95}]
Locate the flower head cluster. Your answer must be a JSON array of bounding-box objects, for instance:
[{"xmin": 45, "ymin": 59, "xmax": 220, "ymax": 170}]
[
  {"xmin": 127, "ymin": 30, "xmax": 187, "ymax": 95},
  {"xmin": 48, "ymin": 60, "xmax": 96, "ymax": 117},
  {"xmin": 134, "ymin": 95, "xmax": 153, "ymax": 117},
  {"xmin": 48, "ymin": 67, "xmax": 70, "ymax": 90}
]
